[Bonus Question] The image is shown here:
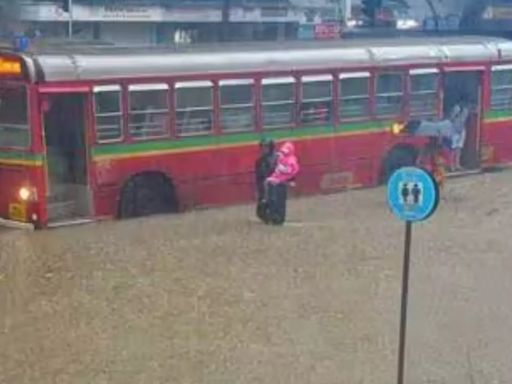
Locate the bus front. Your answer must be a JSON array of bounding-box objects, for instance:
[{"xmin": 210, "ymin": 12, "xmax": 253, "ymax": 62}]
[{"xmin": 0, "ymin": 53, "xmax": 44, "ymax": 228}]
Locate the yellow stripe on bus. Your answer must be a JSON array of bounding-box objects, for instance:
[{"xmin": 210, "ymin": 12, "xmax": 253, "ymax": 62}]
[{"xmin": 0, "ymin": 159, "xmax": 43, "ymax": 167}]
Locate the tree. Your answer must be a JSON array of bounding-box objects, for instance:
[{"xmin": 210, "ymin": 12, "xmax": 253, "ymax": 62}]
[{"xmin": 361, "ymin": 0, "xmax": 383, "ymax": 27}]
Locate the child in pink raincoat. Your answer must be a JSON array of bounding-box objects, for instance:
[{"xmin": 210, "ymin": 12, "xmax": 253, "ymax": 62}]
[
  {"xmin": 266, "ymin": 141, "xmax": 300, "ymax": 185},
  {"xmin": 263, "ymin": 141, "xmax": 300, "ymax": 225}
]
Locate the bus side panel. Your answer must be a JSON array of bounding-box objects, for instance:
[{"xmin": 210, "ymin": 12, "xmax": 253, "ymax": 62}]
[
  {"xmin": 89, "ymin": 127, "xmax": 424, "ymax": 218},
  {"xmin": 481, "ymin": 119, "xmax": 512, "ymax": 165},
  {"xmin": 330, "ymin": 130, "xmax": 385, "ymax": 188}
]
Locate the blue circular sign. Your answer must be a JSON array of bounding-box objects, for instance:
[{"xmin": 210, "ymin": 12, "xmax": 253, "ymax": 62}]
[{"xmin": 387, "ymin": 167, "xmax": 439, "ymax": 222}]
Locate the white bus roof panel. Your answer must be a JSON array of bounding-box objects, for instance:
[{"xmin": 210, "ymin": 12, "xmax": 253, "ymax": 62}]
[{"xmin": 6, "ymin": 36, "xmax": 512, "ymax": 82}]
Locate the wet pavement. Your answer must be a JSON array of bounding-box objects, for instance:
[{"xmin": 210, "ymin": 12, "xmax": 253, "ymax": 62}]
[{"xmin": 1, "ymin": 171, "xmax": 511, "ymax": 384}]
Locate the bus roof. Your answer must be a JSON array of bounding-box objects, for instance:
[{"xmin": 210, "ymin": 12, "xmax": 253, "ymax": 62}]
[{"xmin": 4, "ymin": 36, "xmax": 512, "ymax": 82}]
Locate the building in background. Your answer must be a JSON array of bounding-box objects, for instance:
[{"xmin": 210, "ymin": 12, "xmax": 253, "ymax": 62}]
[{"xmin": 0, "ymin": 0, "xmax": 349, "ymax": 45}]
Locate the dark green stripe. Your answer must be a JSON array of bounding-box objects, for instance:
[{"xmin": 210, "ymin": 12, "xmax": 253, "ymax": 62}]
[
  {"xmin": 93, "ymin": 120, "xmax": 388, "ymax": 157},
  {"xmin": 486, "ymin": 110, "xmax": 512, "ymax": 120}
]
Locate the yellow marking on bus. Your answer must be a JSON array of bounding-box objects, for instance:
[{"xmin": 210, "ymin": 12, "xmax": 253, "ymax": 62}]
[
  {"xmin": 0, "ymin": 159, "xmax": 43, "ymax": 167},
  {"xmin": 485, "ymin": 117, "xmax": 512, "ymax": 124}
]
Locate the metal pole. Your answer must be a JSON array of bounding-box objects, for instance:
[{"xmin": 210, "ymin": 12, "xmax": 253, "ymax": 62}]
[
  {"xmin": 68, "ymin": 0, "xmax": 73, "ymax": 39},
  {"xmin": 397, "ymin": 220, "xmax": 412, "ymax": 384}
]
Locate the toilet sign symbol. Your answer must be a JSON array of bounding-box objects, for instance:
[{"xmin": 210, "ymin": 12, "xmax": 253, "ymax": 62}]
[
  {"xmin": 387, "ymin": 167, "xmax": 439, "ymax": 222},
  {"xmin": 399, "ymin": 182, "xmax": 424, "ymax": 208}
]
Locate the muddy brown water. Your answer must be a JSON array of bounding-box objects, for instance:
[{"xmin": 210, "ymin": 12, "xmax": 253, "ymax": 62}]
[{"xmin": 1, "ymin": 172, "xmax": 511, "ymax": 384}]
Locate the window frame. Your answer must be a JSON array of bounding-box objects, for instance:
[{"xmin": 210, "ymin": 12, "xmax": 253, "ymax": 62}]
[
  {"xmin": 261, "ymin": 76, "xmax": 296, "ymax": 130},
  {"xmin": 490, "ymin": 64, "xmax": 512, "ymax": 112},
  {"xmin": 93, "ymin": 84, "xmax": 124, "ymax": 144},
  {"xmin": 375, "ymin": 71, "xmax": 405, "ymax": 118},
  {"xmin": 299, "ymin": 74, "xmax": 333, "ymax": 126},
  {"xmin": 127, "ymin": 83, "xmax": 171, "ymax": 140},
  {"xmin": 408, "ymin": 68, "xmax": 440, "ymax": 119},
  {"xmin": 338, "ymin": 71, "xmax": 371, "ymax": 122},
  {"xmin": 174, "ymin": 80, "xmax": 214, "ymax": 137},
  {"xmin": 218, "ymin": 78, "xmax": 255, "ymax": 133},
  {"xmin": 0, "ymin": 84, "xmax": 31, "ymax": 149}
]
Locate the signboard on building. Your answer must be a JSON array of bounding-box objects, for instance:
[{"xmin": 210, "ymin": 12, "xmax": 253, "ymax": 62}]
[
  {"xmin": 100, "ymin": 5, "xmax": 156, "ymax": 20},
  {"xmin": 314, "ymin": 23, "xmax": 341, "ymax": 39},
  {"xmin": 488, "ymin": 6, "xmax": 512, "ymax": 20},
  {"xmin": 299, "ymin": 23, "xmax": 341, "ymax": 40}
]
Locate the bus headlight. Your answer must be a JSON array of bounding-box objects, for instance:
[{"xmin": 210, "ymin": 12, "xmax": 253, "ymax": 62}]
[{"xmin": 18, "ymin": 186, "xmax": 37, "ymax": 202}]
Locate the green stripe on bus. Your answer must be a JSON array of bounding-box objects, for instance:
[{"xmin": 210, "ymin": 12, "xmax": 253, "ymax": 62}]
[
  {"xmin": 92, "ymin": 120, "xmax": 389, "ymax": 158},
  {"xmin": 486, "ymin": 110, "xmax": 512, "ymax": 120}
]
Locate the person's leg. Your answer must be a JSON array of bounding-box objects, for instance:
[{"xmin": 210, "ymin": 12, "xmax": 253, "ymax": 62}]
[
  {"xmin": 266, "ymin": 183, "xmax": 277, "ymax": 224},
  {"xmin": 271, "ymin": 183, "xmax": 287, "ymax": 225},
  {"xmin": 256, "ymin": 181, "xmax": 266, "ymax": 221}
]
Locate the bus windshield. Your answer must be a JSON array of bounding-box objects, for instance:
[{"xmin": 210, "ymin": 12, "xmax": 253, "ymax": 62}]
[{"xmin": 0, "ymin": 86, "xmax": 30, "ymax": 148}]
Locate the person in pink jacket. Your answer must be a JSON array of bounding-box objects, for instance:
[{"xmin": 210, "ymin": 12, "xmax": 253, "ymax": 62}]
[
  {"xmin": 264, "ymin": 141, "xmax": 300, "ymax": 225},
  {"xmin": 266, "ymin": 141, "xmax": 300, "ymax": 185}
]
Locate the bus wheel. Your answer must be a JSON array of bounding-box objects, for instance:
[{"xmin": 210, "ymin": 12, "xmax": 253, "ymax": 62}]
[
  {"xmin": 119, "ymin": 173, "xmax": 177, "ymax": 219},
  {"xmin": 381, "ymin": 147, "xmax": 417, "ymax": 183}
]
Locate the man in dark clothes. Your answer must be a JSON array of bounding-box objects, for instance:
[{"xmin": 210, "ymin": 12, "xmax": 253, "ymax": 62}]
[{"xmin": 254, "ymin": 138, "xmax": 277, "ymax": 222}]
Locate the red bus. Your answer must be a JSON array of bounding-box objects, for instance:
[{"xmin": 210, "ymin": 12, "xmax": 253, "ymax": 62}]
[{"xmin": 1, "ymin": 36, "xmax": 512, "ymax": 228}]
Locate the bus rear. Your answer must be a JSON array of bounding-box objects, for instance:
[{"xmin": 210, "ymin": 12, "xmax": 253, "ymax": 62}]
[{"xmin": 0, "ymin": 54, "xmax": 44, "ymax": 228}]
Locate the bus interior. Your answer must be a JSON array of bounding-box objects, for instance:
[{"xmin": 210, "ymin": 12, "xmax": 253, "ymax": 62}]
[
  {"xmin": 443, "ymin": 70, "xmax": 482, "ymax": 170},
  {"xmin": 43, "ymin": 93, "xmax": 90, "ymax": 222}
]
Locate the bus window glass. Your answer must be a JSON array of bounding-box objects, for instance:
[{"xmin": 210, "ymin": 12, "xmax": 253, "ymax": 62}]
[
  {"xmin": 0, "ymin": 87, "xmax": 29, "ymax": 148},
  {"xmin": 491, "ymin": 69, "xmax": 512, "ymax": 111},
  {"xmin": 300, "ymin": 75, "xmax": 332, "ymax": 125},
  {"xmin": 339, "ymin": 75, "xmax": 370, "ymax": 119},
  {"xmin": 220, "ymin": 81, "xmax": 254, "ymax": 132},
  {"xmin": 262, "ymin": 78, "xmax": 295, "ymax": 129},
  {"xmin": 410, "ymin": 72, "xmax": 438, "ymax": 118},
  {"xmin": 129, "ymin": 85, "xmax": 169, "ymax": 139},
  {"xmin": 376, "ymin": 73, "xmax": 403, "ymax": 116},
  {"xmin": 175, "ymin": 82, "xmax": 213, "ymax": 136},
  {"xmin": 94, "ymin": 87, "xmax": 123, "ymax": 142}
]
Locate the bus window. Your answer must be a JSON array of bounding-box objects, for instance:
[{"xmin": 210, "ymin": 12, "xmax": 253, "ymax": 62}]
[
  {"xmin": 220, "ymin": 79, "xmax": 254, "ymax": 133},
  {"xmin": 94, "ymin": 85, "xmax": 123, "ymax": 143},
  {"xmin": 376, "ymin": 72, "xmax": 404, "ymax": 117},
  {"xmin": 410, "ymin": 69, "xmax": 439, "ymax": 118},
  {"xmin": 262, "ymin": 77, "xmax": 295, "ymax": 130},
  {"xmin": 300, "ymin": 75, "xmax": 332, "ymax": 125},
  {"xmin": 128, "ymin": 84, "xmax": 170, "ymax": 140},
  {"xmin": 339, "ymin": 73, "xmax": 370, "ymax": 120},
  {"xmin": 0, "ymin": 86, "xmax": 29, "ymax": 148},
  {"xmin": 491, "ymin": 66, "xmax": 512, "ymax": 111},
  {"xmin": 175, "ymin": 81, "xmax": 213, "ymax": 136}
]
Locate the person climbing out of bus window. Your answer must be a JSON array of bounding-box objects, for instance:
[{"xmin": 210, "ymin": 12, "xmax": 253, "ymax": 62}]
[
  {"xmin": 254, "ymin": 138, "xmax": 277, "ymax": 222},
  {"xmin": 264, "ymin": 141, "xmax": 300, "ymax": 225},
  {"xmin": 448, "ymin": 98, "xmax": 469, "ymax": 171}
]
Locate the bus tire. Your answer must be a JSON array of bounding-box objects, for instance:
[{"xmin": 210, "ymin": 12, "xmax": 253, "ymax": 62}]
[
  {"xmin": 381, "ymin": 146, "xmax": 417, "ymax": 184},
  {"xmin": 118, "ymin": 172, "xmax": 177, "ymax": 219}
]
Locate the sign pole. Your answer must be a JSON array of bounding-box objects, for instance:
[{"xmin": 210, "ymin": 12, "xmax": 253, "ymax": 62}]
[
  {"xmin": 68, "ymin": 0, "xmax": 73, "ymax": 39},
  {"xmin": 397, "ymin": 220, "xmax": 412, "ymax": 384},
  {"xmin": 387, "ymin": 166, "xmax": 439, "ymax": 384}
]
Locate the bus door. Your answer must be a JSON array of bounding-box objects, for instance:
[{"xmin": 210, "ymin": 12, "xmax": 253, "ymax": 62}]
[
  {"xmin": 442, "ymin": 68, "xmax": 484, "ymax": 170},
  {"xmin": 40, "ymin": 89, "xmax": 91, "ymax": 224}
]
